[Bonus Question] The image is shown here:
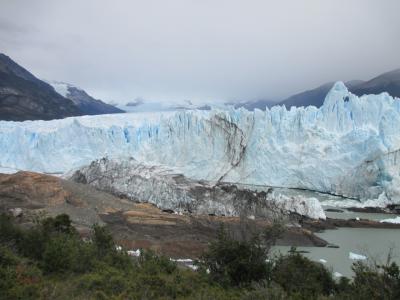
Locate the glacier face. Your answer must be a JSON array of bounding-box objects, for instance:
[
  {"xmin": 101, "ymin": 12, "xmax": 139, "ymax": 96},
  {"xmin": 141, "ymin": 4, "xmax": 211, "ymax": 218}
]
[{"xmin": 0, "ymin": 82, "xmax": 399, "ymax": 202}]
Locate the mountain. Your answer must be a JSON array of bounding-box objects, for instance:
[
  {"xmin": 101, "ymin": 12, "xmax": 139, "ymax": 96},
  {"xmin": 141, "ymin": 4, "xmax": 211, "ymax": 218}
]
[
  {"xmin": 230, "ymin": 69, "xmax": 400, "ymax": 110},
  {"xmin": 0, "ymin": 82, "xmax": 399, "ymax": 205},
  {"xmin": 0, "ymin": 53, "xmax": 81, "ymax": 121},
  {"xmin": 279, "ymin": 69, "xmax": 400, "ymax": 109},
  {"xmin": 49, "ymin": 81, "xmax": 124, "ymax": 115},
  {"xmin": 0, "ymin": 53, "xmax": 124, "ymax": 121},
  {"xmin": 350, "ymin": 69, "xmax": 400, "ymax": 98}
]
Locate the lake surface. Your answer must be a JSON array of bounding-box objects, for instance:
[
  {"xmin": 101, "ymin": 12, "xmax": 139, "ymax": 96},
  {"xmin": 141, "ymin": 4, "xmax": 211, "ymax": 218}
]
[
  {"xmin": 230, "ymin": 183, "xmax": 400, "ymax": 278},
  {"xmin": 273, "ymin": 227, "xmax": 400, "ymax": 278}
]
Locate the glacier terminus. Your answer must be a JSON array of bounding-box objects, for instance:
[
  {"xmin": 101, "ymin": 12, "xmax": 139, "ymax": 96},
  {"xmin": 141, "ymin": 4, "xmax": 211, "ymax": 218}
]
[{"xmin": 0, "ymin": 82, "xmax": 399, "ymax": 207}]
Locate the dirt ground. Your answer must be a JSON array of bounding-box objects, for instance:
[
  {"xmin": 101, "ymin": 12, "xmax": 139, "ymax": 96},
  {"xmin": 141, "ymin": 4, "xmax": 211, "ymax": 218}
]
[{"xmin": 1, "ymin": 171, "xmax": 328, "ymax": 258}]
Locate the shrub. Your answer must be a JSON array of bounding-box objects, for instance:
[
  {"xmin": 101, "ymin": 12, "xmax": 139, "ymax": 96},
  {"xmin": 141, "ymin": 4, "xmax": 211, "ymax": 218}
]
[
  {"xmin": 78, "ymin": 266, "xmax": 130, "ymax": 297},
  {"xmin": 92, "ymin": 224, "xmax": 115, "ymax": 257},
  {"xmin": 19, "ymin": 229, "xmax": 47, "ymax": 262},
  {"xmin": 272, "ymin": 250, "xmax": 336, "ymax": 299},
  {"xmin": 201, "ymin": 224, "xmax": 270, "ymax": 287},
  {"xmin": 139, "ymin": 250, "xmax": 177, "ymax": 275},
  {"xmin": 42, "ymin": 213, "xmax": 76, "ymax": 235},
  {"xmin": 336, "ymin": 260, "xmax": 400, "ymax": 300},
  {"xmin": 241, "ymin": 281, "xmax": 287, "ymax": 300},
  {"xmin": 0, "ymin": 214, "xmax": 22, "ymax": 244},
  {"xmin": 0, "ymin": 247, "xmax": 41, "ymax": 300},
  {"xmin": 42, "ymin": 235, "xmax": 75, "ymax": 273},
  {"xmin": 17, "ymin": 214, "xmax": 75, "ymax": 261}
]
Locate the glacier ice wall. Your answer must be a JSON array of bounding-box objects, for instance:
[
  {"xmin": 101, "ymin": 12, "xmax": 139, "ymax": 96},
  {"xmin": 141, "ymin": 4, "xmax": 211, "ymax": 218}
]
[{"xmin": 0, "ymin": 82, "xmax": 399, "ymax": 202}]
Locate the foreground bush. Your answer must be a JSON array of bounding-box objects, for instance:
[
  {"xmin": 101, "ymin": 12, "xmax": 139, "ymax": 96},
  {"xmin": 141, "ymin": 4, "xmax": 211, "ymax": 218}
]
[
  {"xmin": 334, "ymin": 260, "xmax": 400, "ymax": 300},
  {"xmin": 1, "ymin": 213, "xmax": 400, "ymax": 299},
  {"xmin": 201, "ymin": 225, "xmax": 271, "ymax": 287},
  {"xmin": 272, "ymin": 249, "xmax": 336, "ymax": 299}
]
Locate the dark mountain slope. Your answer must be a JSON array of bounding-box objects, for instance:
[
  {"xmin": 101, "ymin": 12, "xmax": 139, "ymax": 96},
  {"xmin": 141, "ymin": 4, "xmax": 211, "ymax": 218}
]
[
  {"xmin": 0, "ymin": 53, "xmax": 124, "ymax": 121},
  {"xmin": 0, "ymin": 54, "xmax": 81, "ymax": 121},
  {"xmin": 350, "ymin": 69, "xmax": 400, "ymax": 98}
]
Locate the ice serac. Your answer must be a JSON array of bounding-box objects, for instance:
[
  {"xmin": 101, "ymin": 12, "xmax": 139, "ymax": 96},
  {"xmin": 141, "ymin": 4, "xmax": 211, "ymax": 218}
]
[{"xmin": 0, "ymin": 83, "xmax": 399, "ymax": 203}]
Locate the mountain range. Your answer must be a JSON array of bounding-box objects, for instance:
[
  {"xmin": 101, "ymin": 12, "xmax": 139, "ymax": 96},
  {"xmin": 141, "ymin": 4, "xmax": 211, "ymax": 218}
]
[
  {"xmin": 1, "ymin": 52, "xmax": 400, "ymax": 120},
  {"xmin": 0, "ymin": 53, "xmax": 124, "ymax": 121},
  {"xmin": 232, "ymin": 69, "xmax": 400, "ymax": 110}
]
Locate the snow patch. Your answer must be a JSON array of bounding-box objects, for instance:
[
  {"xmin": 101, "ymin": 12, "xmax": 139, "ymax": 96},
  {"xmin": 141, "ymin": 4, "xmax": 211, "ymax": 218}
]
[{"xmin": 48, "ymin": 81, "xmax": 70, "ymax": 97}]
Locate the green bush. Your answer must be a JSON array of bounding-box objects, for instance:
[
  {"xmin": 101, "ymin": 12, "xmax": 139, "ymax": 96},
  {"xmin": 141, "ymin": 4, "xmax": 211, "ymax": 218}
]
[
  {"xmin": 241, "ymin": 282, "xmax": 287, "ymax": 300},
  {"xmin": 272, "ymin": 250, "xmax": 336, "ymax": 299},
  {"xmin": 201, "ymin": 224, "xmax": 270, "ymax": 287},
  {"xmin": 18, "ymin": 228, "xmax": 47, "ymax": 261},
  {"xmin": 92, "ymin": 223, "xmax": 115, "ymax": 256},
  {"xmin": 335, "ymin": 260, "xmax": 400, "ymax": 300},
  {"xmin": 0, "ymin": 246, "xmax": 42, "ymax": 300},
  {"xmin": 78, "ymin": 266, "xmax": 130, "ymax": 296},
  {"xmin": 42, "ymin": 235, "xmax": 75, "ymax": 273},
  {"xmin": 42, "ymin": 213, "xmax": 76, "ymax": 235},
  {"xmin": 139, "ymin": 250, "xmax": 177, "ymax": 275},
  {"xmin": 0, "ymin": 214, "xmax": 22, "ymax": 244}
]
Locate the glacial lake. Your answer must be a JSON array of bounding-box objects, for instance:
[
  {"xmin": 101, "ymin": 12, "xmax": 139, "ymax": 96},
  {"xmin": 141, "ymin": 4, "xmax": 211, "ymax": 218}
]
[
  {"xmin": 273, "ymin": 227, "xmax": 400, "ymax": 278},
  {"xmin": 237, "ymin": 185, "xmax": 400, "ymax": 278}
]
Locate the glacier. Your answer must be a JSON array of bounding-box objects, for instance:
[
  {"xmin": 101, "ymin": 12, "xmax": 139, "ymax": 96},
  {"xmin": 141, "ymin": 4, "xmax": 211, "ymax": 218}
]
[{"xmin": 0, "ymin": 82, "xmax": 399, "ymax": 204}]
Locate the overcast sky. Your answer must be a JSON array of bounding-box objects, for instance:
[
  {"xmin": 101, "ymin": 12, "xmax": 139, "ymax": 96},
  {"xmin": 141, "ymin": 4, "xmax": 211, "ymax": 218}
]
[{"xmin": 1, "ymin": 0, "xmax": 399, "ymax": 104}]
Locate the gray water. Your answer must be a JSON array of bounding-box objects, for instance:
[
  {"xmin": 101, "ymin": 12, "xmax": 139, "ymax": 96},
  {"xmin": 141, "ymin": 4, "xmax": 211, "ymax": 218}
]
[
  {"xmin": 235, "ymin": 183, "xmax": 400, "ymax": 277},
  {"xmin": 273, "ymin": 227, "xmax": 400, "ymax": 278},
  {"xmin": 276, "ymin": 204, "xmax": 400, "ymax": 278}
]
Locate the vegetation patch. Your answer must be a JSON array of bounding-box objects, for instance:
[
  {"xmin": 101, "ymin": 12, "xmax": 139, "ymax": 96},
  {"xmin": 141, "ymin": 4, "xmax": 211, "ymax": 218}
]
[{"xmin": 0, "ymin": 213, "xmax": 399, "ymax": 299}]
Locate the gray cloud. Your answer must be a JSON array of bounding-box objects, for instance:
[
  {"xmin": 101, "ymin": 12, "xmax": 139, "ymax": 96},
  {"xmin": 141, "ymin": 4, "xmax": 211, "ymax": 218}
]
[{"xmin": 1, "ymin": 0, "xmax": 399, "ymax": 104}]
